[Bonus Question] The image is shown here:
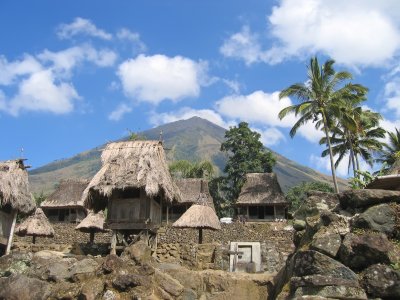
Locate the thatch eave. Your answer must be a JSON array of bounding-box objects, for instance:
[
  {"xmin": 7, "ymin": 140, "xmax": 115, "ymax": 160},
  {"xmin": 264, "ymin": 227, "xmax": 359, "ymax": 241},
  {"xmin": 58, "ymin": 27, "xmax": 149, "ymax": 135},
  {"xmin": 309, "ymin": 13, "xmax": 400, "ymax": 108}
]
[
  {"xmin": 41, "ymin": 179, "xmax": 88, "ymax": 209},
  {"xmin": 16, "ymin": 208, "xmax": 54, "ymax": 237}
]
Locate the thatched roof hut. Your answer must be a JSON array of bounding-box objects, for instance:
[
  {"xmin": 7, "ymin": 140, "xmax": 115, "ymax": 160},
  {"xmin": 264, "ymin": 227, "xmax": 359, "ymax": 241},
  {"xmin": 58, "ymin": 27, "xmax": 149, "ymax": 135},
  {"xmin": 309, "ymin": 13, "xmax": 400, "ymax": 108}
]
[
  {"xmin": 42, "ymin": 179, "xmax": 88, "ymax": 209},
  {"xmin": 366, "ymin": 159, "xmax": 400, "ymax": 191},
  {"xmin": 76, "ymin": 210, "xmax": 106, "ymax": 243},
  {"xmin": 174, "ymin": 178, "xmax": 215, "ymax": 209},
  {"xmin": 76, "ymin": 210, "xmax": 106, "ymax": 233},
  {"xmin": 236, "ymin": 173, "xmax": 287, "ymax": 206},
  {"xmin": 16, "ymin": 208, "xmax": 54, "ymax": 243},
  {"xmin": 41, "ymin": 179, "xmax": 88, "ymax": 222},
  {"xmin": 0, "ymin": 159, "xmax": 35, "ymax": 214},
  {"xmin": 173, "ymin": 201, "xmax": 221, "ymax": 244},
  {"xmin": 83, "ymin": 140, "xmax": 181, "ymax": 211}
]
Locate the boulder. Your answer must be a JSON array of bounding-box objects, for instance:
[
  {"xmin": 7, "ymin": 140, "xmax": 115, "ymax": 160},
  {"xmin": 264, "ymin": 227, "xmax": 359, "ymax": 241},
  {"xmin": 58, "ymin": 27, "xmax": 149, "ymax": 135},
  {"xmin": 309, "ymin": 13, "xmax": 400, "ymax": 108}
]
[
  {"xmin": 310, "ymin": 228, "xmax": 342, "ymax": 258},
  {"xmin": 0, "ymin": 251, "xmax": 32, "ymax": 277},
  {"xmin": 101, "ymin": 254, "xmax": 124, "ymax": 274},
  {"xmin": 0, "ymin": 274, "xmax": 50, "ymax": 300},
  {"xmin": 292, "ymin": 250, "xmax": 358, "ymax": 281},
  {"xmin": 293, "ymin": 285, "xmax": 367, "ymax": 299},
  {"xmin": 112, "ymin": 274, "xmax": 148, "ymax": 291},
  {"xmin": 48, "ymin": 281, "xmax": 81, "ymax": 300},
  {"xmin": 361, "ymin": 264, "xmax": 400, "ymax": 299},
  {"xmin": 155, "ymin": 269, "xmax": 184, "ymax": 297},
  {"xmin": 294, "ymin": 191, "xmax": 339, "ymax": 220},
  {"xmin": 339, "ymin": 189, "xmax": 400, "ymax": 209},
  {"xmin": 122, "ymin": 241, "xmax": 152, "ymax": 265},
  {"xmin": 293, "ymin": 219, "xmax": 306, "ymax": 231},
  {"xmin": 68, "ymin": 258, "xmax": 99, "ymax": 282},
  {"xmin": 351, "ymin": 204, "xmax": 396, "ymax": 237},
  {"xmin": 46, "ymin": 259, "xmax": 75, "ymax": 282},
  {"xmin": 80, "ymin": 278, "xmax": 105, "ymax": 300},
  {"xmin": 339, "ymin": 232, "xmax": 400, "ymax": 271}
]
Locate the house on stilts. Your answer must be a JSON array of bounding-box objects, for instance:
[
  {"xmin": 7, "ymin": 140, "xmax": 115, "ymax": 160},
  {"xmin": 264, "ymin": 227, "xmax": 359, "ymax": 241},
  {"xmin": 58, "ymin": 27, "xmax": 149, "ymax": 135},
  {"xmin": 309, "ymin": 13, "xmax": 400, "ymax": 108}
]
[
  {"xmin": 82, "ymin": 140, "xmax": 181, "ymax": 253},
  {"xmin": 236, "ymin": 173, "xmax": 288, "ymax": 221},
  {"xmin": 41, "ymin": 179, "xmax": 88, "ymax": 222},
  {"xmin": 0, "ymin": 159, "xmax": 35, "ymax": 255}
]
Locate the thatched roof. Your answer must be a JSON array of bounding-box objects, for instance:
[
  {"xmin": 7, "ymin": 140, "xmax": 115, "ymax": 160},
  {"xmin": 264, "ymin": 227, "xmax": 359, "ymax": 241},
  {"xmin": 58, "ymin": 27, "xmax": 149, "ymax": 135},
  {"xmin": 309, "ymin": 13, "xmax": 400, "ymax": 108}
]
[
  {"xmin": 173, "ymin": 203, "xmax": 221, "ymax": 230},
  {"xmin": 83, "ymin": 141, "xmax": 181, "ymax": 211},
  {"xmin": 0, "ymin": 159, "xmax": 35, "ymax": 214},
  {"xmin": 41, "ymin": 179, "xmax": 88, "ymax": 209},
  {"xmin": 75, "ymin": 210, "xmax": 106, "ymax": 233},
  {"xmin": 16, "ymin": 208, "xmax": 54, "ymax": 237},
  {"xmin": 174, "ymin": 178, "xmax": 215, "ymax": 209},
  {"xmin": 236, "ymin": 173, "xmax": 288, "ymax": 206}
]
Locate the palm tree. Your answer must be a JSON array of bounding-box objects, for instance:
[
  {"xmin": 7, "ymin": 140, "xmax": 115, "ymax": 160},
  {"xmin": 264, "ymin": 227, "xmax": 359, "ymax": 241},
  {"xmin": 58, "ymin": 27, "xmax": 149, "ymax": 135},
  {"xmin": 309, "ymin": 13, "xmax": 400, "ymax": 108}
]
[
  {"xmin": 320, "ymin": 104, "xmax": 385, "ymax": 178},
  {"xmin": 377, "ymin": 128, "xmax": 400, "ymax": 173},
  {"xmin": 169, "ymin": 160, "xmax": 215, "ymax": 179},
  {"xmin": 279, "ymin": 57, "xmax": 367, "ymax": 193}
]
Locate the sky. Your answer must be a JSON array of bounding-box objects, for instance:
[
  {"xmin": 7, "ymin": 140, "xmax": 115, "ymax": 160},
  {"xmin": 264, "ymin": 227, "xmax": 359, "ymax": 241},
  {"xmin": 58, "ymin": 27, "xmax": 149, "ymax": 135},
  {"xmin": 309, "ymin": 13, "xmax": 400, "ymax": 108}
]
[{"xmin": 1, "ymin": 0, "xmax": 400, "ymax": 179}]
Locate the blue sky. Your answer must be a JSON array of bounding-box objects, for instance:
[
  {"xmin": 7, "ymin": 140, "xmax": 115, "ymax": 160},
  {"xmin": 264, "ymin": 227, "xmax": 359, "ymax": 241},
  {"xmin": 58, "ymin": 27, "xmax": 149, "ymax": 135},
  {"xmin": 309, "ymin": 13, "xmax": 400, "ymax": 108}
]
[{"xmin": 1, "ymin": 0, "xmax": 400, "ymax": 178}]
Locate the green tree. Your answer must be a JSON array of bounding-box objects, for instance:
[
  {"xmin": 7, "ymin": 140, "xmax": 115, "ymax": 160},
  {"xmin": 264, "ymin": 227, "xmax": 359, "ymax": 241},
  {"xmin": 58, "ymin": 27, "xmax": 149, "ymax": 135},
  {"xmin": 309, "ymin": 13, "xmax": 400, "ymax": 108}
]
[
  {"xmin": 169, "ymin": 160, "xmax": 215, "ymax": 179},
  {"xmin": 279, "ymin": 57, "xmax": 367, "ymax": 193},
  {"xmin": 220, "ymin": 122, "xmax": 276, "ymax": 203},
  {"xmin": 285, "ymin": 181, "xmax": 334, "ymax": 213},
  {"xmin": 377, "ymin": 128, "xmax": 400, "ymax": 174}
]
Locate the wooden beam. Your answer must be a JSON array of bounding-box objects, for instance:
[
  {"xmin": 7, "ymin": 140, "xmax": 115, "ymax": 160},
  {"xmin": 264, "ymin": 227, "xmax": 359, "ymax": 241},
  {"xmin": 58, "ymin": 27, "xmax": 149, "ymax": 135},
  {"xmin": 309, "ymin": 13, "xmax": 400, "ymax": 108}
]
[
  {"xmin": 5, "ymin": 210, "xmax": 17, "ymax": 255},
  {"xmin": 166, "ymin": 206, "xmax": 169, "ymax": 225}
]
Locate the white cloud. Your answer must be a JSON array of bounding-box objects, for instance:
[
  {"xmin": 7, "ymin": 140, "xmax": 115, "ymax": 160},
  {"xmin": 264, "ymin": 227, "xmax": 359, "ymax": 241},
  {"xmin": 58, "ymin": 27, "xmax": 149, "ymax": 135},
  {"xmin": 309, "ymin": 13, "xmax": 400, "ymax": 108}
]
[
  {"xmin": 38, "ymin": 45, "xmax": 117, "ymax": 76},
  {"xmin": 252, "ymin": 127, "xmax": 285, "ymax": 146},
  {"xmin": 383, "ymin": 77, "xmax": 400, "ymax": 116},
  {"xmin": 216, "ymin": 91, "xmax": 296, "ymax": 127},
  {"xmin": 221, "ymin": 1, "xmax": 400, "ymax": 67},
  {"xmin": 216, "ymin": 90, "xmax": 324, "ymax": 143},
  {"xmin": 108, "ymin": 103, "xmax": 132, "ymax": 121},
  {"xmin": 117, "ymin": 54, "xmax": 206, "ymax": 104},
  {"xmin": 149, "ymin": 107, "xmax": 230, "ymax": 129},
  {"xmin": 6, "ymin": 70, "xmax": 80, "ymax": 116},
  {"xmin": 220, "ymin": 26, "xmax": 265, "ymax": 65},
  {"xmin": 57, "ymin": 17, "xmax": 112, "ymax": 40},
  {"xmin": 117, "ymin": 28, "xmax": 146, "ymax": 52},
  {"xmin": 0, "ymin": 55, "xmax": 42, "ymax": 85}
]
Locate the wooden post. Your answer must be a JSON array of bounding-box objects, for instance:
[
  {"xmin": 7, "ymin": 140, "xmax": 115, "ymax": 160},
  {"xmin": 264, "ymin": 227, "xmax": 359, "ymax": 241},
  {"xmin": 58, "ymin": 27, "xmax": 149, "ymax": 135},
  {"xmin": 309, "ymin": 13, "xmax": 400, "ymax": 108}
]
[
  {"xmin": 89, "ymin": 230, "xmax": 95, "ymax": 244},
  {"xmin": 166, "ymin": 206, "xmax": 169, "ymax": 225},
  {"xmin": 246, "ymin": 206, "xmax": 249, "ymax": 220},
  {"xmin": 5, "ymin": 210, "xmax": 17, "ymax": 255},
  {"xmin": 273, "ymin": 206, "xmax": 276, "ymax": 220},
  {"xmin": 160, "ymin": 200, "xmax": 163, "ymax": 224},
  {"xmin": 32, "ymin": 235, "xmax": 36, "ymax": 244},
  {"xmin": 110, "ymin": 230, "xmax": 117, "ymax": 255},
  {"xmin": 199, "ymin": 228, "xmax": 203, "ymax": 244}
]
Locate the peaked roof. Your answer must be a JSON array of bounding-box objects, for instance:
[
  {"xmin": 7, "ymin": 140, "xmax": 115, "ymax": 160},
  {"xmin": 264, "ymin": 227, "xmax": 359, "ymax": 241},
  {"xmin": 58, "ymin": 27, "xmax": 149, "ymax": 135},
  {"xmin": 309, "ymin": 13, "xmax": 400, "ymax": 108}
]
[
  {"xmin": 83, "ymin": 140, "xmax": 181, "ymax": 211},
  {"xmin": 16, "ymin": 208, "xmax": 54, "ymax": 237},
  {"xmin": 174, "ymin": 178, "xmax": 215, "ymax": 210},
  {"xmin": 0, "ymin": 159, "xmax": 35, "ymax": 214},
  {"xmin": 236, "ymin": 173, "xmax": 288, "ymax": 206},
  {"xmin": 75, "ymin": 210, "xmax": 106, "ymax": 233},
  {"xmin": 172, "ymin": 203, "xmax": 221, "ymax": 230},
  {"xmin": 41, "ymin": 179, "xmax": 88, "ymax": 209}
]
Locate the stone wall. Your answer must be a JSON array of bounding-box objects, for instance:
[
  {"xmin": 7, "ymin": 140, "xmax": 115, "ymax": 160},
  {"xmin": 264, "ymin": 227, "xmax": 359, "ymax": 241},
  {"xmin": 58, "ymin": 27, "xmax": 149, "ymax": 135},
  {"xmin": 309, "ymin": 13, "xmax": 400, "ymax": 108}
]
[{"xmin": 11, "ymin": 221, "xmax": 294, "ymax": 273}]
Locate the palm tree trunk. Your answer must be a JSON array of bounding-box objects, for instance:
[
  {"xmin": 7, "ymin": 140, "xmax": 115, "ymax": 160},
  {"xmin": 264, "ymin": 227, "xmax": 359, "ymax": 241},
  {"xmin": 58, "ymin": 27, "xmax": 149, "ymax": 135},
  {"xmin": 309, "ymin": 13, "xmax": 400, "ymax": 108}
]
[
  {"xmin": 346, "ymin": 132, "xmax": 357, "ymax": 178},
  {"xmin": 322, "ymin": 112, "xmax": 340, "ymax": 193},
  {"xmin": 355, "ymin": 154, "xmax": 360, "ymax": 172}
]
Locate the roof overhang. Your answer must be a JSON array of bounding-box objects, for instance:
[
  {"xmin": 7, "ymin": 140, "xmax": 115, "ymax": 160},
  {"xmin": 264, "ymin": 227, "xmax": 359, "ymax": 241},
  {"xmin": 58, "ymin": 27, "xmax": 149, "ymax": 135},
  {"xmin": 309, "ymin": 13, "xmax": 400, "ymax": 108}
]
[{"xmin": 365, "ymin": 175, "xmax": 400, "ymax": 190}]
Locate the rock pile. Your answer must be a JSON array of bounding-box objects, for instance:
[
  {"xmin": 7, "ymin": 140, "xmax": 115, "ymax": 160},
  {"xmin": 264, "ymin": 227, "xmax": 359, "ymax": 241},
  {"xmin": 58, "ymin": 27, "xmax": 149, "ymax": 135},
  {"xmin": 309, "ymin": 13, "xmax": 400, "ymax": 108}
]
[
  {"xmin": 272, "ymin": 189, "xmax": 400, "ymax": 299},
  {"xmin": 0, "ymin": 242, "xmax": 274, "ymax": 300}
]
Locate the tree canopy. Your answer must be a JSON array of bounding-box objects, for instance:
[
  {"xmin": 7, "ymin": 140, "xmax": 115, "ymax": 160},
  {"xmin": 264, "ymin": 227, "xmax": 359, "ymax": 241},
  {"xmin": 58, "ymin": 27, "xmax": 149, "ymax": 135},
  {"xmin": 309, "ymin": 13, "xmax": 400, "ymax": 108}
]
[{"xmin": 220, "ymin": 121, "xmax": 276, "ymax": 202}]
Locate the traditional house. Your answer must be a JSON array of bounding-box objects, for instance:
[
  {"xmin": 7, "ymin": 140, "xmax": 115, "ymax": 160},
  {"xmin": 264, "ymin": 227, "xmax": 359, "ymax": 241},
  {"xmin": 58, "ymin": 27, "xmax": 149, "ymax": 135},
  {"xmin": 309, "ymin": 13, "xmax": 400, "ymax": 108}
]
[
  {"xmin": 41, "ymin": 179, "xmax": 88, "ymax": 222},
  {"xmin": 82, "ymin": 140, "xmax": 181, "ymax": 253},
  {"xmin": 170, "ymin": 178, "xmax": 215, "ymax": 221},
  {"xmin": 236, "ymin": 173, "xmax": 288, "ymax": 221},
  {"xmin": 0, "ymin": 159, "xmax": 35, "ymax": 255}
]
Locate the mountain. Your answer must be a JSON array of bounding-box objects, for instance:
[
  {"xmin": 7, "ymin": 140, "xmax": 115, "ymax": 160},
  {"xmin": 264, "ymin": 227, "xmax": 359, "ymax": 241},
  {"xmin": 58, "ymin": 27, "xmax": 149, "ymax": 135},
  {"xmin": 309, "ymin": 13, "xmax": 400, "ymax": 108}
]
[{"xmin": 29, "ymin": 116, "xmax": 347, "ymax": 194}]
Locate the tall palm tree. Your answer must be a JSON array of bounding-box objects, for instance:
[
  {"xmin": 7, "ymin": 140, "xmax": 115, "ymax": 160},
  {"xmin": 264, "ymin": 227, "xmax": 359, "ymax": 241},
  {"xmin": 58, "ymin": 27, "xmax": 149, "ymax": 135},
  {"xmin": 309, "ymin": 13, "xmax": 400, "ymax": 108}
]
[
  {"xmin": 377, "ymin": 128, "xmax": 400, "ymax": 173},
  {"xmin": 279, "ymin": 57, "xmax": 367, "ymax": 193}
]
